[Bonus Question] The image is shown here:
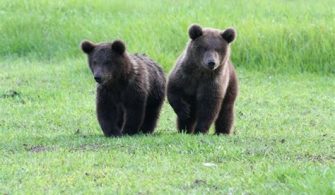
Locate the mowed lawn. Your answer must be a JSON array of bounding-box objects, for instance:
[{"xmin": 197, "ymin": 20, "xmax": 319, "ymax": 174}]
[{"xmin": 1, "ymin": 0, "xmax": 335, "ymax": 194}]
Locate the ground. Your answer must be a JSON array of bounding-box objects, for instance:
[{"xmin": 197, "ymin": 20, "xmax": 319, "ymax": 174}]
[
  {"xmin": 1, "ymin": 60, "xmax": 334, "ymax": 194},
  {"xmin": 0, "ymin": 0, "xmax": 335, "ymax": 194}
]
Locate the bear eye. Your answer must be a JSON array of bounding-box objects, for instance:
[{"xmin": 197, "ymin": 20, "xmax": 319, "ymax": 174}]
[
  {"xmin": 218, "ymin": 47, "xmax": 226, "ymax": 53},
  {"xmin": 197, "ymin": 45, "xmax": 207, "ymax": 52},
  {"xmin": 104, "ymin": 61, "xmax": 112, "ymax": 66}
]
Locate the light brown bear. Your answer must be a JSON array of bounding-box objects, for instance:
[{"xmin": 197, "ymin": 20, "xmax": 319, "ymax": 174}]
[{"xmin": 167, "ymin": 24, "xmax": 238, "ymax": 134}]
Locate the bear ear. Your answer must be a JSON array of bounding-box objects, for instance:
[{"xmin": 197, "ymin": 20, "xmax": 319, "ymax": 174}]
[
  {"xmin": 188, "ymin": 24, "xmax": 203, "ymax": 40},
  {"xmin": 221, "ymin": 28, "xmax": 237, "ymax": 43},
  {"xmin": 81, "ymin": 40, "xmax": 96, "ymax": 54},
  {"xmin": 111, "ymin": 40, "xmax": 126, "ymax": 55}
]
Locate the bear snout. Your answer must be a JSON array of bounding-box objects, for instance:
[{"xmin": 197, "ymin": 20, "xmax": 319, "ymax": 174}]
[
  {"xmin": 93, "ymin": 72, "xmax": 103, "ymax": 83},
  {"xmin": 207, "ymin": 61, "xmax": 216, "ymax": 69},
  {"xmin": 203, "ymin": 51, "xmax": 219, "ymax": 70},
  {"xmin": 203, "ymin": 58, "xmax": 219, "ymax": 70},
  {"xmin": 94, "ymin": 76, "xmax": 102, "ymax": 84}
]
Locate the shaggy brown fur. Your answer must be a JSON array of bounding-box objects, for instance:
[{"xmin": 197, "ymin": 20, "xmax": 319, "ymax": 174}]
[
  {"xmin": 167, "ymin": 24, "xmax": 238, "ymax": 134},
  {"xmin": 81, "ymin": 40, "xmax": 165, "ymax": 137}
]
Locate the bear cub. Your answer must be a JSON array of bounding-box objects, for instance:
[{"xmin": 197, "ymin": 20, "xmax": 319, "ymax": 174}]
[
  {"xmin": 81, "ymin": 39, "xmax": 166, "ymax": 137},
  {"xmin": 167, "ymin": 24, "xmax": 238, "ymax": 134}
]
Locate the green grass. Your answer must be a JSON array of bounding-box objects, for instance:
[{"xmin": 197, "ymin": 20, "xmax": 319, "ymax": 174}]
[
  {"xmin": 1, "ymin": 0, "xmax": 335, "ymax": 194},
  {"xmin": 1, "ymin": 60, "xmax": 334, "ymax": 194}
]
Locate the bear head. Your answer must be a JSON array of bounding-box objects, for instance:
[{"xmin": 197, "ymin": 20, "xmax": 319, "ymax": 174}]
[
  {"xmin": 80, "ymin": 39, "xmax": 130, "ymax": 85},
  {"xmin": 187, "ymin": 24, "xmax": 236, "ymax": 71}
]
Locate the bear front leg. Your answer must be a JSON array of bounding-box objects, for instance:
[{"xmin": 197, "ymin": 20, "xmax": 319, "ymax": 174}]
[
  {"xmin": 167, "ymin": 87, "xmax": 195, "ymax": 133},
  {"xmin": 176, "ymin": 102, "xmax": 196, "ymax": 134},
  {"xmin": 96, "ymin": 91, "xmax": 122, "ymax": 137},
  {"xmin": 167, "ymin": 92, "xmax": 190, "ymax": 121},
  {"xmin": 122, "ymin": 96, "xmax": 146, "ymax": 135},
  {"xmin": 177, "ymin": 115, "xmax": 196, "ymax": 133},
  {"xmin": 194, "ymin": 95, "xmax": 222, "ymax": 134}
]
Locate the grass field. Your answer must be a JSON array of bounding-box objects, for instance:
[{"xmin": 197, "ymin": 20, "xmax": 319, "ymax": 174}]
[{"xmin": 1, "ymin": 0, "xmax": 335, "ymax": 194}]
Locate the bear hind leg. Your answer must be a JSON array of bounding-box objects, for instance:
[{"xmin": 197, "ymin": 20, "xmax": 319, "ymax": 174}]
[
  {"xmin": 215, "ymin": 102, "xmax": 235, "ymax": 134},
  {"xmin": 140, "ymin": 97, "xmax": 164, "ymax": 134},
  {"xmin": 215, "ymin": 75, "xmax": 238, "ymax": 135}
]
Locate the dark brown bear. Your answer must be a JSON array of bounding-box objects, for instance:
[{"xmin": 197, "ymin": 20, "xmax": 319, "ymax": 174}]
[
  {"xmin": 81, "ymin": 39, "xmax": 166, "ymax": 137},
  {"xmin": 167, "ymin": 24, "xmax": 238, "ymax": 134}
]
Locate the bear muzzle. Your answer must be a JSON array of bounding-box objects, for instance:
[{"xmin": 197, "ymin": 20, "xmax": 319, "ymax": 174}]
[
  {"xmin": 94, "ymin": 76, "xmax": 102, "ymax": 84},
  {"xmin": 207, "ymin": 61, "xmax": 216, "ymax": 70},
  {"xmin": 203, "ymin": 51, "xmax": 220, "ymax": 70}
]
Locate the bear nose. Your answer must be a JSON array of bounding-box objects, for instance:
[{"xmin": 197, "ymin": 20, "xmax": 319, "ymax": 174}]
[
  {"xmin": 207, "ymin": 61, "xmax": 216, "ymax": 69},
  {"xmin": 94, "ymin": 76, "xmax": 102, "ymax": 83}
]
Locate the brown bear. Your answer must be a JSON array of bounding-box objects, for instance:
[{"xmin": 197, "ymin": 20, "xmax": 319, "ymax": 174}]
[
  {"xmin": 167, "ymin": 24, "xmax": 238, "ymax": 134},
  {"xmin": 81, "ymin": 39, "xmax": 166, "ymax": 137}
]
